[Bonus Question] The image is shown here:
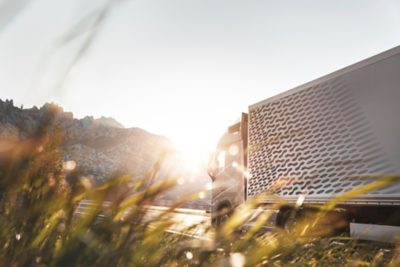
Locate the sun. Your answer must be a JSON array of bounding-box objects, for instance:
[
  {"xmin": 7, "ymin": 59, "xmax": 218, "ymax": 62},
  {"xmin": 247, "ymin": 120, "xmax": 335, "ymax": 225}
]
[{"xmin": 169, "ymin": 131, "xmax": 216, "ymax": 173}]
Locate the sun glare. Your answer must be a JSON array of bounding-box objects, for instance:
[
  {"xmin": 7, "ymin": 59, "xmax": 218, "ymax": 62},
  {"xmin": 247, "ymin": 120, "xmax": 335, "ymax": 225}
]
[{"xmin": 170, "ymin": 132, "xmax": 216, "ymax": 172}]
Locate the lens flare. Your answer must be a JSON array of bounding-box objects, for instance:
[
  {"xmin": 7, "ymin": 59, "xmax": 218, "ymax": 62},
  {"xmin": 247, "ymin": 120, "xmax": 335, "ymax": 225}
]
[{"xmin": 185, "ymin": 251, "xmax": 193, "ymax": 260}]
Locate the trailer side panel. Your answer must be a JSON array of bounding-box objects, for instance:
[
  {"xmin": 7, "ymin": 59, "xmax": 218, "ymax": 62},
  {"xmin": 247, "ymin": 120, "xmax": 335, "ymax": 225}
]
[{"xmin": 247, "ymin": 47, "xmax": 400, "ymax": 204}]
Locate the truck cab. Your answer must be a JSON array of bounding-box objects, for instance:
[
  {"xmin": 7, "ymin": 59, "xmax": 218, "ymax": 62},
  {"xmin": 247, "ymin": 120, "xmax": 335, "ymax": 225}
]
[{"xmin": 208, "ymin": 113, "xmax": 248, "ymax": 226}]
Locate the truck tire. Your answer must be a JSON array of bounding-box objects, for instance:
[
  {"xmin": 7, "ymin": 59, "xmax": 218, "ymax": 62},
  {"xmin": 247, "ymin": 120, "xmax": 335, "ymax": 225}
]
[
  {"xmin": 277, "ymin": 208, "xmax": 299, "ymax": 232},
  {"xmin": 214, "ymin": 204, "xmax": 233, "ymax": 228}
]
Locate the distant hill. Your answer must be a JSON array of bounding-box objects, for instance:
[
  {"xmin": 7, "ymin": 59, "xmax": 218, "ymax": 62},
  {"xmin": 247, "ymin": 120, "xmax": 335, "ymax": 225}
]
[
  {"xmin": 0, "ymin": 99, "xmax": 210, "ymax": 209},
  {"xmin": 0, "ymin": 99, "xmax": 171, "ymax": 181}
]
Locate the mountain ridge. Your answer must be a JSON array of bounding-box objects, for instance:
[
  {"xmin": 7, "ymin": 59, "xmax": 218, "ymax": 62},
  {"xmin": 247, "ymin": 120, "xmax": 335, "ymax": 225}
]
[
  {"xmin": 0, "ymin": 99, "xmax": 210, "ymax": 209},
  {"xmin": 0, "ymin": 99, "xmax": 172, "ymax": 181}
]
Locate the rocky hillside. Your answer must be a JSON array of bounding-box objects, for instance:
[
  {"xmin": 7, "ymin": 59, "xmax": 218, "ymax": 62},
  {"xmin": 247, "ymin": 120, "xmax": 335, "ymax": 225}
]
[
  {"xmin": 0, "ymin": 99, "xmax": 211, "ymax": 209},
  {"xmin": 0, "ymin": 99, "xmax": 210, "ymax": 209},
  {"xmin": 0, "ymin": 99, "xmax": 172, "ymax": 181}
]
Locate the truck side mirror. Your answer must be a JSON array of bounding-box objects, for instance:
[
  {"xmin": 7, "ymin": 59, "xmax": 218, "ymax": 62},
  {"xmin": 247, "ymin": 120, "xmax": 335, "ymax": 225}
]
[
  {"xmin": 207, "ymin": 167, "xmax": 216, "ymax": 181},
  {"xmin": 207, "ymin": 151, "xmax": 226, "ymax": 181},
  {"xmin": 208, "ymin": 152, "xmax": 217, "ymax": 181}
]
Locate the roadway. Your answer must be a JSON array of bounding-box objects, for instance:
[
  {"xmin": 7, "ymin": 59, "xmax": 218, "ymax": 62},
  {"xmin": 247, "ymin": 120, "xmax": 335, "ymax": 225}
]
[{"xmin": 75, "ymin": 201, "xmax": 212, "ymax": 240}]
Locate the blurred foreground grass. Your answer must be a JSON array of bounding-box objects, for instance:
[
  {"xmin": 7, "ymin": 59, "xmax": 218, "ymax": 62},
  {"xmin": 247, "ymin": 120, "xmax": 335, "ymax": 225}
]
[{"xmin": 0, "ymin": 114, "xmax": 399, "ymax": 266}]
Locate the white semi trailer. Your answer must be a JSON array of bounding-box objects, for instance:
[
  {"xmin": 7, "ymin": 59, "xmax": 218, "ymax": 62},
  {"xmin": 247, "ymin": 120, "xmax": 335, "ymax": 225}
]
[{"xmin": 208, "ymin": 46, "xmax": 400, "ymax": 242}]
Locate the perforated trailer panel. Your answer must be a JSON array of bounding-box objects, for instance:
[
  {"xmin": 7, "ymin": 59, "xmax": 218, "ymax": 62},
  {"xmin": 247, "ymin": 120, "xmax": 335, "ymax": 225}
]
[{"xmin": 247, "ymin": 47, "xmax": 400, "ymax": 203}]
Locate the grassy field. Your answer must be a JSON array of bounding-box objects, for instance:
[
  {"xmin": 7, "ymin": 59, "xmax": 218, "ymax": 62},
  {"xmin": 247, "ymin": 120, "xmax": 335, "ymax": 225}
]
[{"xmin": 0, "ymin": 117, "xmax": 399, "ymax": 266}]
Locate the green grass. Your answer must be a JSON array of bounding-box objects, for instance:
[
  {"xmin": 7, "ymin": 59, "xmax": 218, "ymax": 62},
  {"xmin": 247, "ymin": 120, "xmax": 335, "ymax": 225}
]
[{"xmin": 0, "ymin": 116, "xmax": 399, "ymax": 266}]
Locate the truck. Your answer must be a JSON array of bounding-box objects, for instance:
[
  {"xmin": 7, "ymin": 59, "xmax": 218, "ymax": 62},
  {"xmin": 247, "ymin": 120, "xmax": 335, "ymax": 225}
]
[{"xmin": 208, "ymin": 45, "xmax": 400, "ymax": 242}]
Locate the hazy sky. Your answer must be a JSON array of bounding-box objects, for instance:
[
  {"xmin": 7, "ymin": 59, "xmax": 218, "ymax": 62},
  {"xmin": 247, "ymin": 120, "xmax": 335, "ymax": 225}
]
[{"xmin": 1, "ymin": 0, "xmax": 400, "ymax": 158}]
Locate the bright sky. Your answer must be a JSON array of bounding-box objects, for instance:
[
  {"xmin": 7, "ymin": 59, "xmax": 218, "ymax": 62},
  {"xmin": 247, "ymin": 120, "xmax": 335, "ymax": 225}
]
[{"xmin": 0, "ymin": 0, "xmax": 400, "ymax": 162}]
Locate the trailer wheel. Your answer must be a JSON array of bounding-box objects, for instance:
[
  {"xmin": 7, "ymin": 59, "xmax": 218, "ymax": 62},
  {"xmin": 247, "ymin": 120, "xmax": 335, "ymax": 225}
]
[{"xmin": 277, "ymin": 208, "xmax": 298, "ymax": 232}]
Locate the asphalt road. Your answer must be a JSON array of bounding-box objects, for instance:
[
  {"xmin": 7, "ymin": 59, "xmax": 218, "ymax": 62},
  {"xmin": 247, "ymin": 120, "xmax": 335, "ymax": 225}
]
[{"xmin": 75, "ymin": 200, "xmax": 212, "ymax": 240}]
